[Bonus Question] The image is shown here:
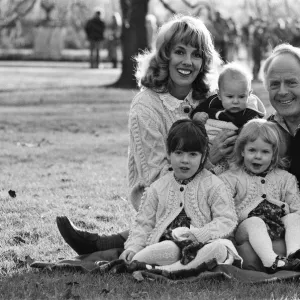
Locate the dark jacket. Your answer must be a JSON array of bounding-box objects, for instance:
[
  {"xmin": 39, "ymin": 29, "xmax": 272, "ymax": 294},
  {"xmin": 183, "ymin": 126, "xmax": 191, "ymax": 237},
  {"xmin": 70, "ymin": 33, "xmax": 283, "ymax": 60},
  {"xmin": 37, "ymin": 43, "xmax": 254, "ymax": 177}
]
[
  {"xmin": 85, "ymin": 16, "xmax": 105, "ymax": 41},
  {"xmin": 191, "ymin": 94, "xmax": 265, "ymax": 128}
]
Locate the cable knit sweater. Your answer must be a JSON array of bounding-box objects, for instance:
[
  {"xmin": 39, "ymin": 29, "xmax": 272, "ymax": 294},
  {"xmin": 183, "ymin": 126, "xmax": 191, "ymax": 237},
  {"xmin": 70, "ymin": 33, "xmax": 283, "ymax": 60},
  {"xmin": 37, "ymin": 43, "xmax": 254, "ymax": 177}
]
[
  {"xmin": 125, "ymin": 169, "xmax": 238, "ymax": 254},
  {"xmin": 219, "ymin": 168, "xmax": 300, "ymax": 223},
  {"xmin": 127, "ymin": 88, "xmax": 203, "ymax": 211}
]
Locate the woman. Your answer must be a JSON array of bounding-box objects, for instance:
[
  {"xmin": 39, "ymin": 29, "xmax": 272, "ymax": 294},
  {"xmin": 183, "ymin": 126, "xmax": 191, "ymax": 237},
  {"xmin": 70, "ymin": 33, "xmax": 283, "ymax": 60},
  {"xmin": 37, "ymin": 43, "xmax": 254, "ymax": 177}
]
[{"xmin": 57, "ymin": 15, "xmax": 237, "ymax": 257}]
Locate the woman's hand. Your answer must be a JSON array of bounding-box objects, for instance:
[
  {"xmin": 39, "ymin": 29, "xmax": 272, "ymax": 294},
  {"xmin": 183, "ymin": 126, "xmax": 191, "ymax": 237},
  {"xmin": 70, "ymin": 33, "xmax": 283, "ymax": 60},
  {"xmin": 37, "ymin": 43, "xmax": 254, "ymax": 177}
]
[
  {"xmin": 119, "ymin": 249, "xmax": 136, "ymax": 262},
  {"xmin": 209, "ymin": 130, "xmax": 238, "ymax": 165}
]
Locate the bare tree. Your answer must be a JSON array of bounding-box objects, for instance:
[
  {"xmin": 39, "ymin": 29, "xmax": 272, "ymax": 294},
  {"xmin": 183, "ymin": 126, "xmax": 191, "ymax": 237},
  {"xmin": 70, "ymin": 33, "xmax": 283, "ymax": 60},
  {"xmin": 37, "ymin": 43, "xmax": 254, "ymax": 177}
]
[
  {"xmin": 112, "ymin": 0, "xmax": 149, "ymax": 89},
  {"xmin": 0, "ymin": 0, "xmax": 38, "ymax": 28}
]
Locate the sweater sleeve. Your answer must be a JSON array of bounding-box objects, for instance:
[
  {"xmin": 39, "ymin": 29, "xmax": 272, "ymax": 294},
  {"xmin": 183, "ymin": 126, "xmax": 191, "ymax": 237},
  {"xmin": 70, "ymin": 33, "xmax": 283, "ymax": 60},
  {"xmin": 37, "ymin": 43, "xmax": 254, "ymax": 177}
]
[
  {"xmin": 128, "ymin": 102, "xmax": 170, "ymax": 210},
  {"xmin": 282, "ymin": 172, "xmax": 300, "ymax": 214},
  {"xmin": 190, "ymin": 179, "xmax": 238, "ymax": 243},
  {"xmin": 125, "ymin": 186, "xmax": 158, "ymax": 254}
]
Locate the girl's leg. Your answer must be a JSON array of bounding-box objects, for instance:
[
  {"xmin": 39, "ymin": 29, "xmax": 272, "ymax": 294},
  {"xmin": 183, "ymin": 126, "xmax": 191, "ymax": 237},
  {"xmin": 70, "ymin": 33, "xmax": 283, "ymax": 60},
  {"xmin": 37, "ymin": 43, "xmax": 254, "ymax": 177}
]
[
  {"xmin": 282, "ymin": 213, "xmax": 300, "ymax": 257},
  {"xmin": 155, "ymin": 240, "xmax": 228, "ymax": 272},
  {"xmin": 235, "ymin": 217, "xmax": 277, "ymax": 267},
  {"xmin": 132, "ymin": 241, "xmax": 180, "ymax": 266}
]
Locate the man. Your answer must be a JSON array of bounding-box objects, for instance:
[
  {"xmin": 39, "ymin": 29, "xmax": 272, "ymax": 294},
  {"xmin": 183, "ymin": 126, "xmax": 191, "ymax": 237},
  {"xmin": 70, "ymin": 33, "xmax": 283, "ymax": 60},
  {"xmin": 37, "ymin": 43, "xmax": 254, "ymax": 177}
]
[{"xmin": 85, "ymin": 9, "xmax": 105, "ymax": 69}]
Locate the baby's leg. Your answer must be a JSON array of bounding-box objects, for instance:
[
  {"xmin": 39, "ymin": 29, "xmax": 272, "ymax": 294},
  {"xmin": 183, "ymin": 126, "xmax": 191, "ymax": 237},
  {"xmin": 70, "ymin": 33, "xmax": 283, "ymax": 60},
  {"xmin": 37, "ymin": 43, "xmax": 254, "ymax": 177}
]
[
  {"xmin": 132, "ymin": 240, "xmax": 180, "ymax": 266},
  {"xmin": 235, "ymin": 217, "xmax": 277, "ymax": 267},
  {"xmin": 155, "ymin": 240, "xmax": 227, "ymax": 272},
  {"xmin": 282, "ymin": 213, "xmax": 300, "ymax": 256}
]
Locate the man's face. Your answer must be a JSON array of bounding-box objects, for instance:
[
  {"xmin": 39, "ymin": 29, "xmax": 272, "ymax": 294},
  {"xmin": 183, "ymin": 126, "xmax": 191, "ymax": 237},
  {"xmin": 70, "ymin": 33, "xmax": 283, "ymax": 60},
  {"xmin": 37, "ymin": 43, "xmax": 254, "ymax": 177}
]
[{"xmin": 265, "ymin": 54, "xmax": 300, "ymax": 121}]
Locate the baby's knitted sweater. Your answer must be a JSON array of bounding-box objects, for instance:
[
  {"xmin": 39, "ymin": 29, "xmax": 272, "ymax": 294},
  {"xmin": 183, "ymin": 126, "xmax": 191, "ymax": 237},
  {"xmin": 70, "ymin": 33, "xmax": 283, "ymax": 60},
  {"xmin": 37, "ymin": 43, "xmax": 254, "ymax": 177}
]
[
  {"xmin": 127, "ymin": 88, "xmax": 201, "ymax": 211},
  {"xmin": 125, "ymin": 169, "xmax": 237, "ymax": 254},
  {"xmin": 219, "ymin": 168, "xmax": 300, "ymax": 222}
]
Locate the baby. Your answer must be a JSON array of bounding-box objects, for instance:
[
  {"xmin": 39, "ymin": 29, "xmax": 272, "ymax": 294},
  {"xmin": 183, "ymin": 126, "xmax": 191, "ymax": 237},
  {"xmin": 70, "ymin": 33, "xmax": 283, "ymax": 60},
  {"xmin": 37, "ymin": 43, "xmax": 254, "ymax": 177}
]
[
  {"xmin": 192, "ymin": 62, "xmax": 266, "ymax": 128},
  {"xmin": 191, "ymin": 62, "xmax": 266, "ymax": 175}
]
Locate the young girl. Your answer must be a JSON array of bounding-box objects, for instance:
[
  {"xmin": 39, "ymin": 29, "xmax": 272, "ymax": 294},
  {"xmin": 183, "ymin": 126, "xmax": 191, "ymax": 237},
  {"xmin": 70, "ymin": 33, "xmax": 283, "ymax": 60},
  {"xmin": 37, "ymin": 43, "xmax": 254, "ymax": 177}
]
[
  {"xmin": 120, "ymin": 119, "xmax": 240, "ymax": 272},
  {"xmin": 219, "ymin": 119, "xmax": 300, "ymax": 273}
]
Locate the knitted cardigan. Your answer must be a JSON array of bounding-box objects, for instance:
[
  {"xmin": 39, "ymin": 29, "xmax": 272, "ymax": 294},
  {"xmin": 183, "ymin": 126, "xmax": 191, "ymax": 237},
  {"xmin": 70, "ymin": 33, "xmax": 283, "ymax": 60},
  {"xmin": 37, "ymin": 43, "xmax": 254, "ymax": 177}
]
[
  {"xmin": 125, "ymin": 169, "xmax": 238, "ymax": 254},
  {"xmin": 127, "ymin": 88, "xmax": 202, "ymax": 211},
  {"xmin": 219, "ymin": 168, "xmax": 300, "ymax": 223}
]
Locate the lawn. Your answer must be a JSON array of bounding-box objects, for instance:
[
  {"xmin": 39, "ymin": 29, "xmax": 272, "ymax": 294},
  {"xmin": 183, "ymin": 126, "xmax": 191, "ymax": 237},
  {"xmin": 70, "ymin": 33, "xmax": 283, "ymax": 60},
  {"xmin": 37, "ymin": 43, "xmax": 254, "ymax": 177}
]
[{"xmin": 1, "ymin": 62, "xmax": 299, "ymax": 300}]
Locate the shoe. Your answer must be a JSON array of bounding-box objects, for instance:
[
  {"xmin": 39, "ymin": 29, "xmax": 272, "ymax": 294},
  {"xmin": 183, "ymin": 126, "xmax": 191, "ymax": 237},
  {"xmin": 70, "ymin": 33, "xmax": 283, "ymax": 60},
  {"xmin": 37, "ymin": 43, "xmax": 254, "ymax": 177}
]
[
  {"xmin": 288, "ymin": 249, "xmax": 300, "ymax": 260},
  {"xmin": 265, "ymin": 256, "xmax": 300, "ymax": 274},
  {"xmin": 56, "ymin": 216, "xmax": 100, "ymax": 255}
]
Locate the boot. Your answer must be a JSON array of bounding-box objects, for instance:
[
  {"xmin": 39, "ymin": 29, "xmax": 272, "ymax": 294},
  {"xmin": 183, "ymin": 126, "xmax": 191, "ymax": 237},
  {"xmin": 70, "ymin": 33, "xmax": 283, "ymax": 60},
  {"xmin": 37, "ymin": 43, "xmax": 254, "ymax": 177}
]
[{"xmin": 56, "ymin": 216, "xmax": 126, "ymax": 255}]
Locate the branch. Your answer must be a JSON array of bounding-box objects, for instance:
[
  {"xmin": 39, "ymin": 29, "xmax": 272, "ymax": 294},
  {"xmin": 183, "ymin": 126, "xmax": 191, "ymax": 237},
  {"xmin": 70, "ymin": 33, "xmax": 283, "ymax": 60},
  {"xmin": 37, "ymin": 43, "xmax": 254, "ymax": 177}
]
[
  {"xmin": 182, "ymin": 0, "xmax": 199, "ymax": 9},
  {"xmin": 158, "ymin": 0, "xmax": 177, "ymax": 14},
  {"xmin": 0, "ymin": 0, "xmax": 38, "ymax": 28}
]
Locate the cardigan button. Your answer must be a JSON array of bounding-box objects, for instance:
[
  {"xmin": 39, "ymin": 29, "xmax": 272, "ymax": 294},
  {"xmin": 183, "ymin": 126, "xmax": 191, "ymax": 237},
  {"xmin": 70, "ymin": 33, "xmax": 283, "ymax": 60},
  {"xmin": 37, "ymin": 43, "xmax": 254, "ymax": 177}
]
[
  {"xmin": 262, "ymin": 194, "xmax": 266, "ymax": 198},
  {"xmin": 261, "ymin": 179, "xmax": 265, "ymax": 184},
  {"xmin": 168, "ymin": 167, "xmax": 173, "ymax": 171},
  {"xmin": 180, "ymin": 187, "xmax": 184, "ymax": 192},
  {"xmin": 180, "ymin": 203, "xmax": 183, "ymax": 207}
]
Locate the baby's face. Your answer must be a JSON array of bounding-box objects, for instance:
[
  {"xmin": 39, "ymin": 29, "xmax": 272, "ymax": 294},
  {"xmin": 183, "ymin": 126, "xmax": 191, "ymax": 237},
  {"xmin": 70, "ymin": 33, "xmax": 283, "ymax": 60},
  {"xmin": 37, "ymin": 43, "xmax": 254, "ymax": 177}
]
[{"xmin": 218, "ymin": 75, "xmax": 251, "ymax": 113}]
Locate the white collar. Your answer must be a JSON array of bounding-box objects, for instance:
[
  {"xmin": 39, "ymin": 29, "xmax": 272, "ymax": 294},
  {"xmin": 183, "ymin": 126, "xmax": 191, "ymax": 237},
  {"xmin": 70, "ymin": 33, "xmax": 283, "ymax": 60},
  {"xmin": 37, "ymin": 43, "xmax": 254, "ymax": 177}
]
[{"xmin": 158, "ymin": 90, "xmax": 194, "ymax": 111}]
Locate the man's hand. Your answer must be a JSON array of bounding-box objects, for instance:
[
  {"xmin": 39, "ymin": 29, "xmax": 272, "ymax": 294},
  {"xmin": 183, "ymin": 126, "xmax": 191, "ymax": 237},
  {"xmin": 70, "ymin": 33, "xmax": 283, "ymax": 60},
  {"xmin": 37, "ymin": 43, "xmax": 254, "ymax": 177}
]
[
  {"xmin": 209, "ymin": 130, "xmax": 238, "ymax": 165},
  {"xmin": 119, "ymin": 250, "xmax": 136, "ymax": 262}
]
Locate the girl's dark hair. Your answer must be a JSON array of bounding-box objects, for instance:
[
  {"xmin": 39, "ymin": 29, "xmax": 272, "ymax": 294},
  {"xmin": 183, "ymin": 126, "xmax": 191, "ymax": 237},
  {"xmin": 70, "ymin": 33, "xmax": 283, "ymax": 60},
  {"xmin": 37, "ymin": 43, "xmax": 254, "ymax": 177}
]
[
  {"xmin": 135, "ymin": 15, "xmax": 221, "ymax": 100},
  {"xmin": 167, "ymin": 119, "xmax": 209, "ymax": 170}
]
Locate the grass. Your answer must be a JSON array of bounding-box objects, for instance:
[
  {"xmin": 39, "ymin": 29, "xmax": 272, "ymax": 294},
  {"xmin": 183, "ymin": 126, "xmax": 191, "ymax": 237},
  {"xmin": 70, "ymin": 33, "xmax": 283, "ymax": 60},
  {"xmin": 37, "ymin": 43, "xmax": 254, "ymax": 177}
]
[{"xmin": 0, "ymin": 63, "xmax": 298, "ymax": 299}]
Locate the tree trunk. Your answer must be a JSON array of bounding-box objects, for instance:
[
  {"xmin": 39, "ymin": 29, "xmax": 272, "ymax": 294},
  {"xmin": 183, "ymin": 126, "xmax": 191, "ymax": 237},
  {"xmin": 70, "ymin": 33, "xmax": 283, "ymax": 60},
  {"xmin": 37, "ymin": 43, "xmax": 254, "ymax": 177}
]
[{"xmin": 112, "ymin": 0, "xmax": 149, "ymax": 89}]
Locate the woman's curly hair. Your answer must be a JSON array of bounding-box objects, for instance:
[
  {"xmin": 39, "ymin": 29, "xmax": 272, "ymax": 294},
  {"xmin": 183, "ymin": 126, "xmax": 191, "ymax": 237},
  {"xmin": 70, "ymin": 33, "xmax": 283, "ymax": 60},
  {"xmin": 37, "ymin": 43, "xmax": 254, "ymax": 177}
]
[{"xmin": 135, "ymin": 14, "xmax": 221, "ymax": 100}]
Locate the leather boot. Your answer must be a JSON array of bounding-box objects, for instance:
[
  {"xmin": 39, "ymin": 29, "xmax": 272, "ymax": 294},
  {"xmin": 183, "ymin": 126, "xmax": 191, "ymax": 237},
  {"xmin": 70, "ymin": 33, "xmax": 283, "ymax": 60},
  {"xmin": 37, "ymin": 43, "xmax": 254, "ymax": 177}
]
[{"xmin": 56, "ymin": 216, "xmax": 127, "ymax": 255}]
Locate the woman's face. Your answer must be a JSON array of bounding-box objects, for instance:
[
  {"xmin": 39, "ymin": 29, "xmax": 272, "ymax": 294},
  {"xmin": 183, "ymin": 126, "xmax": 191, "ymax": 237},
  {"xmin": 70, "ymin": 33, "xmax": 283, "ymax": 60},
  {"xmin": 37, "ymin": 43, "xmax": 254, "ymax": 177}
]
[{"xmin": 168, "ymin": 43, "xmax": 203, "ymax": 98}]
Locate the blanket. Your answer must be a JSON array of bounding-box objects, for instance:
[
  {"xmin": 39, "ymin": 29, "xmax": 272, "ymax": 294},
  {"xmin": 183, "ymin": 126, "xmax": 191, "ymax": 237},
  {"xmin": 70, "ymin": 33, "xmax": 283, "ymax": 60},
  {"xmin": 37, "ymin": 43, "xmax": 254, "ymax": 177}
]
[{"xmin": 30, "ymin": 250, "xmax": 300, "ymax": 284}]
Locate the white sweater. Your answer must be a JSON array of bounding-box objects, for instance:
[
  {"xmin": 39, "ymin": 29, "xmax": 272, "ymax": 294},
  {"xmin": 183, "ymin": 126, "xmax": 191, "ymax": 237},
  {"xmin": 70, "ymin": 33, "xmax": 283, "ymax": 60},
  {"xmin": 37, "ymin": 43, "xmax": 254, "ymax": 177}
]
[
  {"xmin": 127, "ymin": 88, "xmax": 201, "ymax": 211},
  {"xmin": 125, "ymin": 169, "xmax": 238, "ymax": 254}
]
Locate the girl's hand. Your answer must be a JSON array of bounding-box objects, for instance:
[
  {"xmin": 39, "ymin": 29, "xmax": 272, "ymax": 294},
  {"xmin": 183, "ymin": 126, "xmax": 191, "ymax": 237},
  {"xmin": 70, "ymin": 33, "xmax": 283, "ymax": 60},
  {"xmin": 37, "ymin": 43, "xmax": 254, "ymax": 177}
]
[
  {"xmin": 119, "ymin": 250, "xmax": 136, "ymax": 262},
  {"xmin": 172, "ymin": 227, "xmax": 197, "ymax": 241},
  {"xmin": 209, "ymin": 129, "xmax": 238, "ymax": 165}
]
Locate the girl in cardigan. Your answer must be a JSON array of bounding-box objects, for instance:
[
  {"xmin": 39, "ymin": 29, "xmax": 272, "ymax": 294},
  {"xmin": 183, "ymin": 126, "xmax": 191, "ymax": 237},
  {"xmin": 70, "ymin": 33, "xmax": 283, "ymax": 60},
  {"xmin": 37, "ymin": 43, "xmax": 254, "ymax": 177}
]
[
  {"xmin": 219, "ymin": 119, "xmax": 300, "ymax": 273},
  {"xmin": 120, "ymin": 119, "xmax": 240, "ymax": 271}
]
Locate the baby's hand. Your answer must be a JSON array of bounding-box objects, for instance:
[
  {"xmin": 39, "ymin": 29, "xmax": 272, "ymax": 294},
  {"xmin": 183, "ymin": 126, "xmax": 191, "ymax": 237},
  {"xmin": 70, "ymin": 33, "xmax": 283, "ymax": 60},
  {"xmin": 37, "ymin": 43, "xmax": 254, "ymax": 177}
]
[
  {"xmin": 193, "ymin": 112, "xmax": 209, "ymax": 124},
  {"xmin": 172, "ymin": 227, "xmax": 197, "ymax": 241}
]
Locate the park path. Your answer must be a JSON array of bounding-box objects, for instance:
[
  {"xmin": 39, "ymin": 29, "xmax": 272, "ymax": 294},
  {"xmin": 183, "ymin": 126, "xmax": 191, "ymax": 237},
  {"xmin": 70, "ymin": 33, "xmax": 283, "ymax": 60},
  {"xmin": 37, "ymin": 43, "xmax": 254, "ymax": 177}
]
[{"xmin": 0, "ymin": 61, "xmax": 121, "ymax": 92}]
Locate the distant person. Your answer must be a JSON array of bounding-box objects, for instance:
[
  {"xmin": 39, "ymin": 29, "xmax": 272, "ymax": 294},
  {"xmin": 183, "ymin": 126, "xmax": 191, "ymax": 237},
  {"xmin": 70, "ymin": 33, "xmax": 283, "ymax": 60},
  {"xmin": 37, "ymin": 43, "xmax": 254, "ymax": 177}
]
[
  {"xmin": 84, "ymin": 9, "xmax": 106, "ymax": 69},
  {"xmin": 107, "ymin": 12, "xmax": 122, "ymax": 68}
]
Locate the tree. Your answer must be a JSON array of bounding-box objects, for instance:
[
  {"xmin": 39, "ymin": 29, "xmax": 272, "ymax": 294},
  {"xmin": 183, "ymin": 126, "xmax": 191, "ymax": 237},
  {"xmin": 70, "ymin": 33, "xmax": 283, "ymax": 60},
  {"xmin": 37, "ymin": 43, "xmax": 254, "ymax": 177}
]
[
  {"xmin": 0, "ymin": 0, "xmax": 38, "ymax": 29},
  {"xmin": 113, "ymin": 0, "xmax": 149, "ymax": 89}
]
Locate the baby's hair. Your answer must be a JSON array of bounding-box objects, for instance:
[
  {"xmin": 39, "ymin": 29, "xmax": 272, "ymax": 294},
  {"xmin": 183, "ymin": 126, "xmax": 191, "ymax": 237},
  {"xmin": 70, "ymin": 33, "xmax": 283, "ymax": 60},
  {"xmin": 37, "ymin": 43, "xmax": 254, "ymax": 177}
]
[
  {"xmin": 135, "ymin": 14, "xmax": 221, "ymax": 100},
  {"xmin": 229, "ymin": 119, "xmax": 289, "ymax": 170},
  {"xmin": 167, "ymin": 119, "xmax": 209, "ymax": 171},
  {"xmin": 218, "ymin": 62, "xmax": 252, "ymax": 90}
]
